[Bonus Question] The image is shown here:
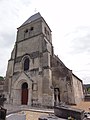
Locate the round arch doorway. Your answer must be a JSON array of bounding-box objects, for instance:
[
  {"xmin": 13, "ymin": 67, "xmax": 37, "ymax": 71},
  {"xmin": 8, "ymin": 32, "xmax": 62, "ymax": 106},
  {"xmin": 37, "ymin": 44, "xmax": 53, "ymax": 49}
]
[{"xmin": 21, "ymin": 82, "xmax": 28, "ymax": 105}]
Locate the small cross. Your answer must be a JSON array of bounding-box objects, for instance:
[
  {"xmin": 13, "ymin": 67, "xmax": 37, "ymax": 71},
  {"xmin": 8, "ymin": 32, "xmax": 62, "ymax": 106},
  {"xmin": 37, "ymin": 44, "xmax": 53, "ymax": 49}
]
[{"xmin": 34, "ymin": 8, "xmax": 37, "ymax": 13}]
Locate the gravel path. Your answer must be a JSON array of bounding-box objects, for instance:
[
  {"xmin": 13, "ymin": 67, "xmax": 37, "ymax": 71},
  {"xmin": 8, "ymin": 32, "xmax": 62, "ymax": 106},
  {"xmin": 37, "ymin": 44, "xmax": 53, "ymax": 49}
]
[
  {"xmin": 23, "ymin": 111, "xmax": 49, "ymax": 120},
  {"xmin": 5, "ymin": 101, "xmax": 90, "ymax": 120},
  {"xmin": 72, "ymin": 101, "xmax": 90, "ymax": 112}
]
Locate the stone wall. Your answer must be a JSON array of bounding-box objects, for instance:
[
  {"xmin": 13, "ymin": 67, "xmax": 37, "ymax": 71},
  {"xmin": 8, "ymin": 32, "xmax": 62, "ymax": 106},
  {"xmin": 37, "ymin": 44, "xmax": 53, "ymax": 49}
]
[
  {"xmin": 51, "ymin": 55, "xmax": 84, "ymax": 105},
  {"xmin": 72, "ymin": 74, "xmax": 84, "ymax": 104}
]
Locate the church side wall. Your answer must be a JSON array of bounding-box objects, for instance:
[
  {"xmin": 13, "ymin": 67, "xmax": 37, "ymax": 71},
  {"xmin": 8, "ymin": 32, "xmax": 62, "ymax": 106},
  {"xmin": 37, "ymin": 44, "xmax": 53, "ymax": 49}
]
[
  {"xmin": 52, "ymin": 75, "xmax": 75, "ymax": 105},
  {"xmin": 66, "ymin": 76, "xmax": 75, "ymax": 104},
  {"xmin": 59, "ymin": 77, "xmax": 68, "ymax": 103},
  {"xmin": 52, "ymin": 56, "xmax": 76, "ymax": 105},
  {"xmin": 72, "ymin": 75, "xmax": 84, "ymax": 104}
]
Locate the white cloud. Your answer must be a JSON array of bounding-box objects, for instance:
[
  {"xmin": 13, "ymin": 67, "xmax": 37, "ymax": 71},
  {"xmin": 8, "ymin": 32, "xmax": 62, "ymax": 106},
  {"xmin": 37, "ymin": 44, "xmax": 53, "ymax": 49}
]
[{"xmin": 0, "ymin": 0, "xmax": 90, "ymax": 84}]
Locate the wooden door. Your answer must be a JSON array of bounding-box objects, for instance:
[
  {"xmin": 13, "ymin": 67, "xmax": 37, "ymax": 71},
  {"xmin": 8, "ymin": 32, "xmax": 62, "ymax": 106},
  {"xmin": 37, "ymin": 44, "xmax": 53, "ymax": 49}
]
[{"xmin": 21, "ymin": 82, "xmax": 28, "ymax": 105}]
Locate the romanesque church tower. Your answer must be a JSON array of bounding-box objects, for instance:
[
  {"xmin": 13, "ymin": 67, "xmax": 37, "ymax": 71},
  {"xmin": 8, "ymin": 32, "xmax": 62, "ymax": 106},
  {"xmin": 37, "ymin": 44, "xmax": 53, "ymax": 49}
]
[
  {"xmin": 5, "ymin": 13, "xmax": 53, "ymax": 107},
  {"xmin": 5, "ymin": 12, "xmax": 84, "ymax": 107}
]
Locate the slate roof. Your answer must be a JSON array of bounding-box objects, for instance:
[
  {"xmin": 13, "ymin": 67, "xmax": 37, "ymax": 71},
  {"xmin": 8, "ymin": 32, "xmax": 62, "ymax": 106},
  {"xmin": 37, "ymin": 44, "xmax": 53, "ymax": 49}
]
[
  {"xmin": 19, "ymin": 12, "xmax": 51, "ymax": 31},
  {"xmin": 21, "ymin": 12, "xmax": 42, "ymax": 26}
]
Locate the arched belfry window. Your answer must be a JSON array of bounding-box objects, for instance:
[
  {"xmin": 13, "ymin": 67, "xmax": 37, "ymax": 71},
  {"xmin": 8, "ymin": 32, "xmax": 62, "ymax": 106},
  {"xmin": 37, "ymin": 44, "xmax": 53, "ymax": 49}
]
[{"xmin": 24, "ymin": 57, "xmax": 30, "ymax": 71}]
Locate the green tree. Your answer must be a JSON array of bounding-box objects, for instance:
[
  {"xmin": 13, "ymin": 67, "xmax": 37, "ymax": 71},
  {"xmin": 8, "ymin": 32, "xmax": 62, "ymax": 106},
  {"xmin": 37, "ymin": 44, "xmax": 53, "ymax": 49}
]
[
  {"xmin": 87, "ymin": 87, "xmax": 90, "ymax": 93},
  {"xmin": 0, "ymin": 76, "xmax": 4, "ymax": 80}
]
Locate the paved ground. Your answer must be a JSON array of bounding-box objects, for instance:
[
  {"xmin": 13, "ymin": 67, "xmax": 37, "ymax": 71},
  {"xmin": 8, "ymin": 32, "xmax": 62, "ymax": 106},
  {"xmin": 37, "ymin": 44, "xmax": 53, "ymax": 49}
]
[
  {"xmin": 5, "ymin": 104, "xmax": 54, "ymax": 120},
  {"xmin": 5, "ymin": 101, "xmax": 90, "ymax": 120},
  {"xmin": 22, "ymin": 111, "xmax": 49, "ymax": 120},
  {"xmin": 72, "ymin": 101, "xmax": 90, "ymax": 112},
  {"xmin": 19, "ymin": 110, "xmax": 66, "ymax": 120}
]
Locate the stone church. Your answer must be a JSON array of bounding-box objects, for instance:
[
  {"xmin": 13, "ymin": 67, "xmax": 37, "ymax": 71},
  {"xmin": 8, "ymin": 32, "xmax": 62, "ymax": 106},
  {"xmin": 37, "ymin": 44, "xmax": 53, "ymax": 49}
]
[{"xmin": 4, "ymin": 12, "xmax": 84, "ymax": 107}]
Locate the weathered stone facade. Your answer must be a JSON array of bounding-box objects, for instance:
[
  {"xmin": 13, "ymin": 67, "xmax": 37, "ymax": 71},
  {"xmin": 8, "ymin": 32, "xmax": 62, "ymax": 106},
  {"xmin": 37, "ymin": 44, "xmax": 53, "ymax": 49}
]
[
  {"xmin": 4, "ymin": 13, "xmax": 84, "ymax": 107},
  {"xmin": 51, "ymin": 55, "xmax": 84, "ymax": 105}
]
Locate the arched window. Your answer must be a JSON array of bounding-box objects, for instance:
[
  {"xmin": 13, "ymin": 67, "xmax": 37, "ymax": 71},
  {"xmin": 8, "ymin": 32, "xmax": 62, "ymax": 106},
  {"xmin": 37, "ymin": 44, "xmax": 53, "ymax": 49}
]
[{"xmin": 24, "ymin": 57, "xmax": 30, "ymax": 71}]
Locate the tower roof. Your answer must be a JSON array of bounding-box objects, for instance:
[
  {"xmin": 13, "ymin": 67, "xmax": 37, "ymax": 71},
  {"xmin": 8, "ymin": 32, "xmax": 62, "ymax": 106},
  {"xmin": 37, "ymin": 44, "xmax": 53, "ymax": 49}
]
[
  {"xmin": 19, "ymin": 12, "xmax": 51, "ymax": 31},
  {"xmin": 21, "ymin": 12, "xmax": 42, "ymax": 26}
]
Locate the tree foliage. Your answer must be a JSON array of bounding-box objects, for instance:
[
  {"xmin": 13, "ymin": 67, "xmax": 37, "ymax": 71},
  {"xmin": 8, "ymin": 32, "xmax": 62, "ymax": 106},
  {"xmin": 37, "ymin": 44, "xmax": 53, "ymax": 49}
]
[
  {"xmin": 87, "ymin": 87, "xmax": 90, "ymax": 92},
  {"xmin": 0, "ymin": 76, "xmax": 4, "ymax": 80}
]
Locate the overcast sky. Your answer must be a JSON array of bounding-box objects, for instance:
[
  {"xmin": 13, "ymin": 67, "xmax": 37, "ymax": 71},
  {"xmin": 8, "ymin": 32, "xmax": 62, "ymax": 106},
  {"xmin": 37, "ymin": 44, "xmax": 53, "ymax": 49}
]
[{"xmin": 0, "ymin": 0, "xmax": 90, "ymax": 84}]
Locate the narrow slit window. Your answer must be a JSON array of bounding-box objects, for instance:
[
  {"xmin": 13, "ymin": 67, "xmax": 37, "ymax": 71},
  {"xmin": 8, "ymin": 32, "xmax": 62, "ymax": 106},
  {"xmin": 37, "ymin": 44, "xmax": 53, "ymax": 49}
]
[
  {"xmin": 30, "ymin": 27, "xmax": 34, "ymax": 31},
  {"xmin": 24, "ymin": 58, "xmax": 30, "ymax": 71}
]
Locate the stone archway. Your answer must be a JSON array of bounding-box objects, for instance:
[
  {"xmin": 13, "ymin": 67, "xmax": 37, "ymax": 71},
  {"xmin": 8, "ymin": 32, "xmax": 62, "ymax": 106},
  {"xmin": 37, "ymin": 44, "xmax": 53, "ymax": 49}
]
[{"xmin": 21, "ymin": 82, "xmax": 28, "ymax": 105}]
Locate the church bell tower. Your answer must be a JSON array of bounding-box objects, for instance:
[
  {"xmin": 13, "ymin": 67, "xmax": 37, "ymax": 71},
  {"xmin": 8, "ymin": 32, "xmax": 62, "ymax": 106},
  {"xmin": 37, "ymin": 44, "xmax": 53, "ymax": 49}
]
[{"xmin": 5, "ymin": 12, "xmax": 54, "ymax": 107}]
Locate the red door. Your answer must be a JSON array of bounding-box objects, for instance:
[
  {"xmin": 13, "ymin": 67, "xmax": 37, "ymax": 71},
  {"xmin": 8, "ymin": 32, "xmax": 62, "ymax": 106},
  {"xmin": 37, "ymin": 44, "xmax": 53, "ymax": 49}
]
[{"xmin": 21, "ymin": 82, "xmax": 28, "ymax": 105}]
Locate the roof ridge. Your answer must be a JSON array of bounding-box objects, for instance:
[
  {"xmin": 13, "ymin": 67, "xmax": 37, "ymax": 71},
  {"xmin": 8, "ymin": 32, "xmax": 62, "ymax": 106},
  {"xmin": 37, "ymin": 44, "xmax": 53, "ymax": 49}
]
[{"xmin": 21, "ymin": 12, "xmax": 42, "ymax": 27}]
